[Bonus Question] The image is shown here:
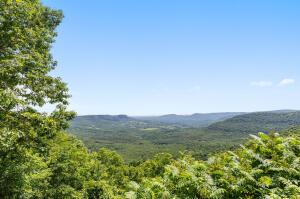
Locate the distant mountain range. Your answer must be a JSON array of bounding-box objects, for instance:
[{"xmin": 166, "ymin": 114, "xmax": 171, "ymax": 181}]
[
  {"xmin": 72, "ymin": 112, "xmax": 246, "ymax": 129},
  {"xmin": 134, "ymin": 112, "xmax": 245, "ymax": 127},
  {"xmin": 73, "ymin": 110, "xmax": 300, "ymax": 129},
  {"xmin": 71, "ymin": 114, "xmax": 179, "ymax": 131},
  {"xmin": 73, "ymin": 114, "xmax": 131, "ymax": 123}
]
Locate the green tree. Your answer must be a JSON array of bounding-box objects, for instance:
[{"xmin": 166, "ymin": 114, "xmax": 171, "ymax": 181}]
[{"xmin": 0, "ymin": 0, "xmax": 75, "ymax": 197}]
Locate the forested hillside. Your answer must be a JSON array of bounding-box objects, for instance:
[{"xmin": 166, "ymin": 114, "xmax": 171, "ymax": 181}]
[
  {"xmin": 208, "ymin": 111, "xmax": 300, "ymax": 134},
  {"xmin": 1, "ymin": 1, "xmax": 300, "ymax": 198}
]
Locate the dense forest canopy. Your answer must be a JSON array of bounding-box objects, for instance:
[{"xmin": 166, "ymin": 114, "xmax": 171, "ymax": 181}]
[{"xmin": 1, "ymin": 1, "xmax": 300, "ymax": 198}]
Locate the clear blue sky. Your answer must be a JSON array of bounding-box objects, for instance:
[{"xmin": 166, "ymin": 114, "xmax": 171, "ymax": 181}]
[{"xmin": 43, "ymin": 0, "xmax": 300, "ymax": 116}]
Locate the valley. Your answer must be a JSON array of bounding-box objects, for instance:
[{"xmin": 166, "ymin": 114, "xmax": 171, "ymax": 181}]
[{"xmin": 69, "ymin": 110, "xmax": 300, "ymax": 162}]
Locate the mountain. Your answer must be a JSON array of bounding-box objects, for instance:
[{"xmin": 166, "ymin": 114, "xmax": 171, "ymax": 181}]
[
  {"xmin": 135, "ymin": 112, "xmax": 244, "ymax": 127},
  {"xmin": 73, "ymin": 114, "xmax": 131, "ymax": 123},
  {"xmin": 71, "ymin": 114, "xmax": 179, "ymax": 130},
  {"xmin": 208, "ymin": 111, "xmax": 300, "ymax": 134}
]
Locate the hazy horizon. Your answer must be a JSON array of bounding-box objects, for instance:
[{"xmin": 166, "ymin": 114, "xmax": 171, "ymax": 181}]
[
  {"xmin": 43, "ymin": 0, "xmax": 300, "ymax": 115},
  {"xmin": 75, "ymin": 109, "xmax": 299, "ymax": 117}
]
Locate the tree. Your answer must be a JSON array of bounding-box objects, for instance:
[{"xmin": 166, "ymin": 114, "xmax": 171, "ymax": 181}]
[{"xmin": 0, "ymin": 0, "xmax": 75, "ymax": 197}]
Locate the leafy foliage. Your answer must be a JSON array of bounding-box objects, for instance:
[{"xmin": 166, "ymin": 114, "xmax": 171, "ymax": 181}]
[
  {"xmin": 128, "ymin": 133, "xmax": 300, "ymax": 199},
  {"xmin": 0, "ymin": 0, "xmax": 75, "ymax": 197}
]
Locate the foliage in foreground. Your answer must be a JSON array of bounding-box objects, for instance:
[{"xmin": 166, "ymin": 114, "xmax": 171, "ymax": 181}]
[
  {"xmin": 127, "ymin": 132, "xmax": 300, "ymax": 199},
  {"xmin": 2, "ymin": 128, "xmax": 300, "ymax": 198}
]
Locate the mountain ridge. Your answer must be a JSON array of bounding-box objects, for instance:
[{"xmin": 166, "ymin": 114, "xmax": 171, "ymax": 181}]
[
  {"xmin": 134, "ymin": 112, "xmax": 245, "ymax": 127},
  {"xmin": 208, "ymin": 110, "xmax": 300, "ymax": 134}
]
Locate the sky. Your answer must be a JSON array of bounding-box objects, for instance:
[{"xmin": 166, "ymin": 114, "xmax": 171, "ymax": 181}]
[{"xmin": 43, "ymin": 0, "xmax": 300, "ymax": 116}]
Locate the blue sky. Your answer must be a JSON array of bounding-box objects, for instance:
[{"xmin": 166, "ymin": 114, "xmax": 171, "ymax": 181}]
[{"xmin": 43, "ymin": 0, "xmax": 300, "ymax": 116}]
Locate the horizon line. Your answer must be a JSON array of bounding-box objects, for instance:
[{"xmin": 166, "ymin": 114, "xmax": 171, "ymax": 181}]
[{"xmin": 75, "ymin": 109, "xmax": 299, "ymax": 117}]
